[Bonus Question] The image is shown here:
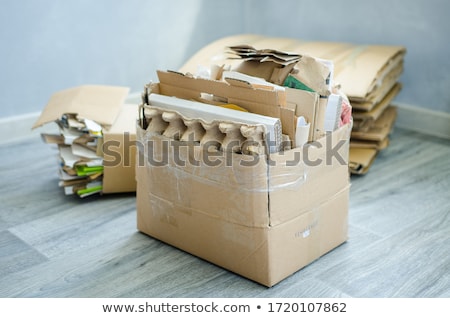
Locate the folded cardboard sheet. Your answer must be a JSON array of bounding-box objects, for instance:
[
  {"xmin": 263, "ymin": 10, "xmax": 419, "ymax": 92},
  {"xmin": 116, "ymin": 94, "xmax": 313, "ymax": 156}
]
[
  {"xmin": 33, "ymin": 85, "xmax": 138, "ymax": 197},
  {"xmin": 349, "ymin": 106, "xmax": 397, "ymax": 173},
  {"xmin": 349, "ymin": 147, "xmax": 378, "ymax": 175},
  {"xmin": 351, "ymin": 106, "xmax": 397, "ymax": 142}
]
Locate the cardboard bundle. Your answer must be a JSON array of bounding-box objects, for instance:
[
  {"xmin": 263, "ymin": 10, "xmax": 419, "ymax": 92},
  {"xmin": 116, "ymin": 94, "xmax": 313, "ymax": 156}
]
[
  {"xmin": 179, "ymin": 34, "xmax": 406, "ymax": 175},
  {"xmin": 33, "ymin": 85, "xmax": 138, "ymax": 197}
]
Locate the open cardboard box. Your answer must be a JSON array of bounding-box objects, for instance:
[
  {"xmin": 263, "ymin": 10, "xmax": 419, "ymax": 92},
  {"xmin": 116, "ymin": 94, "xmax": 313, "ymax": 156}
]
[
  {"xmin": 136, "ymin": 72, "xmax": 351, "ymax": 287},
  {"xmin": 33, "ymin": 85, "xmax": 138, "ymax": 194}
]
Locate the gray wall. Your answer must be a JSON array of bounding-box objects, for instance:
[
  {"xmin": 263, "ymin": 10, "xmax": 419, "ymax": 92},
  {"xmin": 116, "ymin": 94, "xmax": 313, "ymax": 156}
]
[{"xmin": 1, "ymin": 0, "xmax": 449, "ymax": 118}]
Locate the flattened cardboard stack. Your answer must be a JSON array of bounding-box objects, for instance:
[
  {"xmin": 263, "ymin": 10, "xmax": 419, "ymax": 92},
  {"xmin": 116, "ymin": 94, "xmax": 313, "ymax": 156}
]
[
  {"xmin": 179, "ymin": 34, "xmax": 406, "ymax": 174},
  {"xmin": 342, "ymin": 46, "xmax": 405, "ymax": 175},
  {"xmin": 137, "ymin": 44, "xmax": 352, "ymax": 286},
  {"xmin": 33, "ymin": 85, "xmax": 138, "ymax": 197}
]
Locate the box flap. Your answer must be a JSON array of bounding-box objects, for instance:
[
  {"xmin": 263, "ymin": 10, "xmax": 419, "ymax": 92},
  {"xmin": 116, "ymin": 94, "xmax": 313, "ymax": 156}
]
[
  {"xmin": 32, "ymin": 85, "xmax": 130, "ymax": 129},
  {"xmin": 352, "ymin": 83, "xmax": 401, "ymax": 121},
  {"xmin": 331, "ymin": 45, "xmax": 405, "ymax": 100},
  {"xmin": 349, "ymin": 147, "xmax": 378, "ymax": 175},
  {"xmin": 157, "ymin": 70, "xmax": 284, "ymax": 108},
  {"xmin": 102, "ymin": 103, "xmax": 138, "ymax": 193},
  {"xmin": 104, "ymin": 103, "xmax": 139, "ymax": 135}
]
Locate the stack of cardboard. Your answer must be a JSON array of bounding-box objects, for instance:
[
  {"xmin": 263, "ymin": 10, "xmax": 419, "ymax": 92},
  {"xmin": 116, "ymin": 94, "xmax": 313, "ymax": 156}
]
[
  {"xmin": 179, "ymin": 34, "xmax": 406, "ymax": 175},
  {"xmin": 334, "ymin": 44, "xmax": 405, "ymax": 174},
  {"xmin": 41, "ymin": 113, "xmax": 105, "ymax": 197},
  {"xmin": 33, "ymin": 85, "xmax": 138, "ymax": 197}
]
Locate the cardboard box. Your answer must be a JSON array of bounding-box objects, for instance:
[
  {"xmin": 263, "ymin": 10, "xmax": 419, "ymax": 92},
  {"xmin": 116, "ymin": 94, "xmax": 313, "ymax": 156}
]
[
  {"xmin": 136, "ymin": 122, "xmax": 350, "ymax": 287},
  {"xmin": 33, "ymin": 85, "xmax": 138, "ymax": 194},
  {"xmin": 136, "ymin": 73, "xmax": 351, "ymax": 286}
]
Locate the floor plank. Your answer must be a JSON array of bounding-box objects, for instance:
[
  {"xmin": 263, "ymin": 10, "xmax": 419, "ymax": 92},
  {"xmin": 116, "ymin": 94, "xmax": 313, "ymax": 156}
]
[
  {"xmin": 315, "ymin": 210, "xmax": 450, "ymax": 297},
  {"xmin": 0, "ymin": 128, "xmax": 449, "ymax": 297},
  {"xmin": 0, "ymin": 231, "xmax": 48, "ymax": 277}
]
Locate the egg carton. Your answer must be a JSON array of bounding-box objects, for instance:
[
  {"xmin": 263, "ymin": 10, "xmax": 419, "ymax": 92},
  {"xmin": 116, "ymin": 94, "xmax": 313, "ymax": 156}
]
[{"xmin": 142, "ymin": 93, "xmax": 283, "ymax": 155}]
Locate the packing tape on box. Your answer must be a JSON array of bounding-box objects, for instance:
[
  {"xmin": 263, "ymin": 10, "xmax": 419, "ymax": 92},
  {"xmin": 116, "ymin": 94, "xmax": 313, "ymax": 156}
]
[
  {"xmin": 136, "ymin": 124, "xmax": 308, "ymax": 194},
  {"xmin": 137, "ymin": 105, "xmax": 351, "ymax": 195}
]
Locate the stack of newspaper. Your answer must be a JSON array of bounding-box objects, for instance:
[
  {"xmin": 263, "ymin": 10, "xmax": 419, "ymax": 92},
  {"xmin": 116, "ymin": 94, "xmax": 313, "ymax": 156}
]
[
  {"xmin": 41, "ymin": 114, "xmax": 104, "ymax": 197},
  {"xmin": 33, "ymin": 85, "xmax": 130, "ymax": 197}
]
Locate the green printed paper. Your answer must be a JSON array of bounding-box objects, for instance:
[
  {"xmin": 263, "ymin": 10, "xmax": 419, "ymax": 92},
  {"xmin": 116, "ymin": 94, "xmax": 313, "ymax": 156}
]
[
  {"xmin": 76, "ymin": 165, "xmax": 104, "ymax": 176},
  {"xmin": 283, "ymin": 75, "xmax": 315, "ymax": 92},
  {"xmin": 77, "ymin": 185, "xmax": 103, "ymax": 195}
]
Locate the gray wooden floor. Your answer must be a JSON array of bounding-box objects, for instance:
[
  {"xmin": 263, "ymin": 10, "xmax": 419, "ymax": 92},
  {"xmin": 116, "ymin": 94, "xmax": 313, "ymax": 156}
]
[{"xmin": 0, "ymin": 126, "xmax": 449, "ymax": 298}]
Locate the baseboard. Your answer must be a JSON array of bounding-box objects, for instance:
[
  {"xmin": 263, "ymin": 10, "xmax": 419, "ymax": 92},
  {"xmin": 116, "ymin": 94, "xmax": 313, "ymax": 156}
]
[
  {"xmin": 393, "ymin": 103, "xmax": 450, "ymax": 140},
  {"xmin": 0, "ymin": 94, "xmax": 143, "ymax": 144},
  {"xmin": 0, "ymin": 112, "xmax": 49, "ymax": 144},
  {"xmin": 1, "ymin": 100, "xmax": 449, "ymax": 144}
]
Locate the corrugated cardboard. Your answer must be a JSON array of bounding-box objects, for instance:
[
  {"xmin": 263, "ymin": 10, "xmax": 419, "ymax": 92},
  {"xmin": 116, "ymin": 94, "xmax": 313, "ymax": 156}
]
[
  {"xmin": 351, "ymin": 84, "xmax": 401, "ymax": 126},
  {"xmin": 350, "ymin": 137, "xmax": 389, "ymax": 150},
  {"xmin": 179, "ymin": 34, "xmax": 406, "ymax": 106},
  {"xmin": 33, "ymin": 85, "xmax": 130, "ymax": 130},
  {"xmin": 177, "ymin": 34, "xmax": 405, "ymax": 177},
  {"xmin": 348, "ymin": 106, "xmax": 397, "ymax": 174},
  {"xmin": 136, "ymin": 122, "xmax": 351, "ymax": 287},
  {"xmin": 351, "ymin": 106, "xmax": 397, "ymax": 142},
  {"xmin": 102, "ymin": 103, "xmax": 138, "ymax": 193},
  {"xmin": 349, "ymin": 147, "xmax": 378, "ymax": 175},
  {"xmin": 33, "ymin": 85, "xmax": 137, "ymax": 194}
]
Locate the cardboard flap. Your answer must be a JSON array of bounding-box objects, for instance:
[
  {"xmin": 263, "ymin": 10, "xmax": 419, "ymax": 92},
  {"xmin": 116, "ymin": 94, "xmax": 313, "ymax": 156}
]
[
  {"xmin": 352, "ymin": 79, "xmax": 402, "ymax": 113},
  {"xmin": 32, "ymin": 85, "xmax": 130, "ymax": 129},
  {"xmin": 104, "ymin": 103, "xmax": 139, "ymax": 134},
  {"xmin": 349, "ymin": 147, "xmax": 378, "ymax": 175},
  {"xmin": 285, "ymin": 88, "xmax": 319, "ymax": 142},
  {"xmin": 332, "ymin": 45, "xmax": 405, "ymax": 99},
  {"xmin": 233, "ymin": 60, "xmax": 296, "ymax": 86},
  {"xmin": 352, "ymin": 83, "xmax": 401, "ymax": 121},
  {"xmin": 292, "ymin": 55, "xmax": 331, "ymax": 96},
  {"xmin": 157, "ymin": 70, "xmax": 284, "ymax": 107},
  {"xmin": 102, "ymin": 103, "xmax": 139, "ymax": 194},
  {"xmin": 223, "ymin": 77, "xmax": 254, "ymax": 89}
]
